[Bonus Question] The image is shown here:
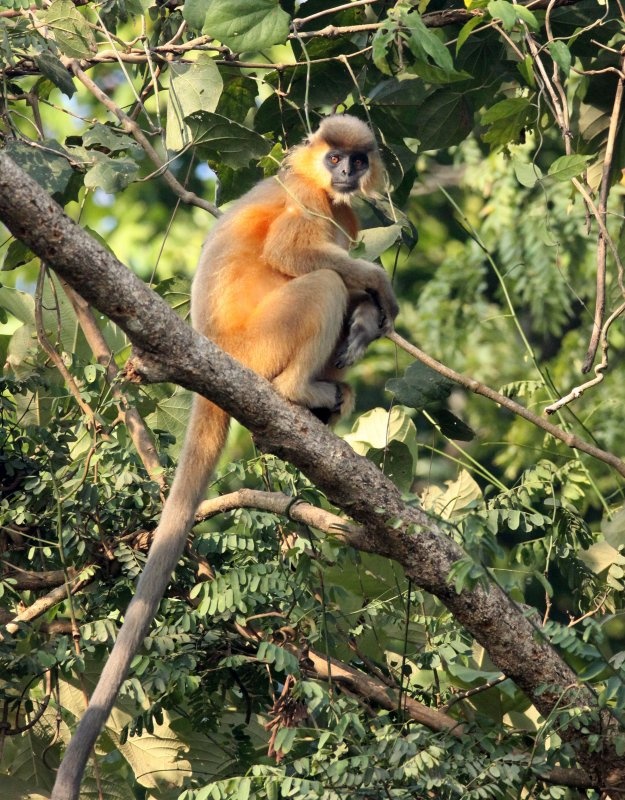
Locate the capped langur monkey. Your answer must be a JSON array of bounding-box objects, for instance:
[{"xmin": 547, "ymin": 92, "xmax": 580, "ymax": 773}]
[{"xmin": 51, "ymin": 115, "xmax": 398, "ymax": 799}]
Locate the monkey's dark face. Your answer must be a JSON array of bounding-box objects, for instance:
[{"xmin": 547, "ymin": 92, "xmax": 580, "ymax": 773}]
[{"xmin": 325, "ymin": 149, "xmax": 370, "ymax": 194}]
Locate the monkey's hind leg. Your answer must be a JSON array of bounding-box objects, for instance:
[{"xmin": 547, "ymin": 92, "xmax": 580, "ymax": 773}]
[{"xmin": 240, "ymin": 269, "xmax": 351, "ymax": 417}]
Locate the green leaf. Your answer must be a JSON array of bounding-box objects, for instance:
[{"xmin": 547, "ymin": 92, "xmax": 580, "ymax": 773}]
[
  {"xmin": 547, "ymin": 154, "xmax": 591, "ymax": 182},
  {"xmin": 601, "ymin": 505, "xmax": 625, "ymax": 548},
  {"xmin": 184, "ymin": 111, "xmax": 271, "ymax": 168},
  {"xmin": 369, "ymin": 77, "xmax": 427, "ymax": 107},
  {"xmin": 347, "ymin": 406, "xmax": 417, "ymax": 454},
  {"xmin": 517, "ymin": 54, "xmax": 536, "ymax": 88},
  {"xmin": 421, "ymin": 470, "xmax": 482, "ymax": 518},
  {"xmin": 182, "ymin": 0, "xmax": 208, "ymax": 31},
  {"xmin": 482, "ymin": 97, "xmax": 532, "ymax": 146},
  {"xmin": 2, "ymin": 240, "xmax": 36, "ymax": 271},
  {"xmin": 488, "ymin": 0, "xmax": 537, "ymax": 30},
  {"xmin": 405, "ymin": 11, "xmax": 455, "ymax": 74},
  {"xmin": 487, "ymin": 0, "xmax": 517, "ymax": 30},
  {"xmin": 448, "ymin": 557, "xmax": 476, "ymax": 594},
  {"xmin": 372, "ymin": 17, "xmax": 400, "ymax": 76},
  {"xmin": 83, "ymin": 123, "xmax": 140, "ymax": 155},
  {"xmin": 431, "ymin": 409, "xmax": 475, "ymax": 442},
  {"xmin": 456, "ymin": 15, "xmax": 483, "ymax": 54},
  {"xmin": 357, "ymin": 225, "xmax": 401, "ymax": 261},
  {"xmin": 368, "ymin": 440, "xmax": 415, "ymax": 493},
  {"xmin": 413, "ymin": 90, "xmax": 473, "ymax": 151},
  {"xmin": 0, "ymin": 776, "xmax": 47, "ymax": 800},
  {"xmin": 37, "ymin": 0, "xmax": 96, "ymax": 59},
  {"xmin": 514, "ymin": 5, "xmax": 539, "ymax": 30},
  {"xmin": 386, "ymin": 361, "xmax": 453, "ymax": 410},
  {"xmin": 33, "ymin": 51, "xmax": 76, "ymax": 97},
  {"xmin": 216, "ymin": 76, "xmax": 258, "ymax": 124},
  {"xmin": 513, "ymin": 158, "xmax": 543, "ymax": 187},
  {"xmin": 237, "ymin": 777, "xmax": 251, "ymax": 800},
  {"xmin": 166, "ymin": 58, "xmax": 224, "ymax": 151},
  {"xmin": 409, "ymin": 60, "xmax": 472, "ymax": 85},
  {"xmin": 0, "ymin": 286, "xmax": 35, "ymax": 323},
  {"xmin": 548, "ymin": 40, "xmax": 571, "ymax": 74},
  {"xmin": 146, "ymin": 386, "xmax": 192, "ymax": 456},
  {"xmin": 482, "ymin": 97, "xmax": 530, "ymax": 123},
  {"xmin": 579, "ymin": 541, "xmax": 625, "ymax": 574},
  {"xmin": 3, "ymin": 139, "xmax": 74, "ymax": 198},
  {"xmin": 195, "ymin": 0, "xmax": 290, "ymax": 52},
  {"xmin": 84, "ymin": 155, "xmax": 139, "ymax": 192}
]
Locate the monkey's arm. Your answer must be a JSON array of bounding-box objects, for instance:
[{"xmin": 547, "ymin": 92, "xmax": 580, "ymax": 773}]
[{"xmin": 264, "ymin": 211, "xmax": 399, "ymax": 323}]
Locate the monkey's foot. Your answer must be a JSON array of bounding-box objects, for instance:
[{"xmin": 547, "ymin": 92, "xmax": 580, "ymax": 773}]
[{"xmin": 310, "ymin": 382, "xmax": 354, "ymax": 424}]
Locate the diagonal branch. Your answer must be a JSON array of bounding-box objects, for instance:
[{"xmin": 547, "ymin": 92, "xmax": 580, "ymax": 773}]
[
  {"xmin": 60, "ymin": 281, "xmax": 165, "ymax": 489},
  {"xmin": 387, "ymin": 331, "xmax": 625, "ymax": 479},
  {"xmin": 67, "ymin": 60, "xmax": 220, "ymax": 218}
]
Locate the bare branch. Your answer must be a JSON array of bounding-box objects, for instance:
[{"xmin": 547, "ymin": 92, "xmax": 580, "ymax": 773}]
[
  {"xmin": 0, "ymin": 563, "xmax": 74, "ymax": 590},
  {"xmin": 34, "ymin": 267, "xmax": 97, "ymax": 425},
  {"xmin": 1, "ymin": 570, "xmax": 95, "ymax": 637},
  {"xmin": 387, "ymin": 331, "xmax": 625, "ymax": 479},
  {"xmin": 196, "ymin": 488, "xmax": 368, "ymax": 547},
  {"xmin": 582, "ymin": 55, "xmax": 625, "ymax": 372},
  {"xmin": 68, "ymin": 60, "xmax": 220, "ymax": 219},
  {"xmin": 60, "ymin": 281, "xmax": 165, "ymax": 489},
  {"xmin": 288, "ymin": 643, "xmax": 463, "ymax": 736},
  {"xmin": 545, "ymin": 300, "xmax": 625, "ymax": 414}
]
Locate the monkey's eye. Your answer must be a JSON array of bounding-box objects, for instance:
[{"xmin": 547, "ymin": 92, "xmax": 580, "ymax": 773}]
[{"xmin": 328, "ymin": 153, "xmax": 341, "ymax": 165}]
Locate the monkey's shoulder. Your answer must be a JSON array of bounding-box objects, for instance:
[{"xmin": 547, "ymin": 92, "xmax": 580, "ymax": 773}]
[{"xmin": 213, "ymin": 173, "xmax": 332, "ymax": 239}]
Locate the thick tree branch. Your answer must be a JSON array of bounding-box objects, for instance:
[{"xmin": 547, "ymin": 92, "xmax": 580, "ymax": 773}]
[
  {"xmin": 196, "ymin": 488, "xmax": 367, "ymax": 547},
  {"xmin": 0, "ymin": 152, "xmax": 622, "ymax": 785},
  {"xmin": 288, "ymin": 644, "xmax": 463, "ymax": 736}
]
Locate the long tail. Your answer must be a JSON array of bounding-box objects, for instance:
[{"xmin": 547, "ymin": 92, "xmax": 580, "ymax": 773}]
[{"xmin": 51, "ymin": 397, "xmax": 230, "ymax": 800}]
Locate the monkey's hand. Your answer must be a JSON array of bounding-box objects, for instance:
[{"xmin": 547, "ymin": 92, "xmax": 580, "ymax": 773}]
[{"xmin": 362, "ymin": 264, "xmax": 398, "ymax": 333}]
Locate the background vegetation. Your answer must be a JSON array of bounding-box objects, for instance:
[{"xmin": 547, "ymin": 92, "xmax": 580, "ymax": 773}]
[{"xmin": 2, "ymin": 0, "xmax": 625, "ymax": 797}]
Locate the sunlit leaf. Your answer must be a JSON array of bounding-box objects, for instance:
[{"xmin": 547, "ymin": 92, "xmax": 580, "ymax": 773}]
[
  {"xmin": 185, "ymin": 111, "xmax": 271, "ymax": 168},
  {"xmin": 166, "ymin": 58, "xmax": 224, "ymax": 151},
  {"xmin": 547, "ymin": 154, "xmax": 592, "ymax": 182},
  {"xmin": 190, "ymin": 0, "xmax": 290, "ymax": 52},
  {"xmin": 37, "ymin": 0, "xmax": 96, "ymax": 58}
]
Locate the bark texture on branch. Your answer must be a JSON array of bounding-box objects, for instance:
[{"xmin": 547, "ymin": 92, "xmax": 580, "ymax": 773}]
[{"xmin": 0, "ymin": 152, "xmax": 621, "ymax": 786}]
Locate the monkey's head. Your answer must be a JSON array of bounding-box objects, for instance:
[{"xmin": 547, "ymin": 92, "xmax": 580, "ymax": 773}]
[{"xmin": 287, "ymin": 115, "xmax": 384, "ymax": 202}]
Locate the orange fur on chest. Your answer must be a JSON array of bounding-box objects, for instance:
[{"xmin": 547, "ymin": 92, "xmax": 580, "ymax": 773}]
[{"xmin": 205, "ymin": 181, "xmax": 359, "ymax": 338}]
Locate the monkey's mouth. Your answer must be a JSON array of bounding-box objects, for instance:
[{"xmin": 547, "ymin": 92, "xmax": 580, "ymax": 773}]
[{"xmin": 332, "ymin": 182, "xmax": 358, "ymax": 193}]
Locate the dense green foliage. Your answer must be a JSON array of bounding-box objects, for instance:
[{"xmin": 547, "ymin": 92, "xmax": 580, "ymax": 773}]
[{"xmin": 3, "ymin": 0, "xmax": 625, "ymax": 797}]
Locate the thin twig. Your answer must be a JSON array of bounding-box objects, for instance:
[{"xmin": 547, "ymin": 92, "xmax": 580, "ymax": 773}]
[
  {"xmin": 0, "ymin": 571, "xmax": 95, "ymax": 637},
  {"xmin": 34, "ymin": 267, "xmax": 97, "ymax": 425},
  {"xmin": 68, "ymin": 60, "xmax": 220, "ymax": 218},
  {"xmin": 292, "ymin": 0, "xmax": 378, "ymax": 29},
  {"xmin": 582, "ymin": 52, "xmax": 625, "ymax": 372},
  {"xmin": 441, "ymin": 674, "xmax": 508, "ymax": 712},
  {"xmin": 387, "ymin": 330, "xmax": 625, "ymax": 479},
  {"xmin": 544, "ymin": 299, "xmax": 625, "ymax": 414},
  {"xmin": 195, "ymin": 488, "xmax": 368, "ymax": 547},
  {"xmin": 60, "ymin": 281, "xmax": 165, "ymax": 489}
]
